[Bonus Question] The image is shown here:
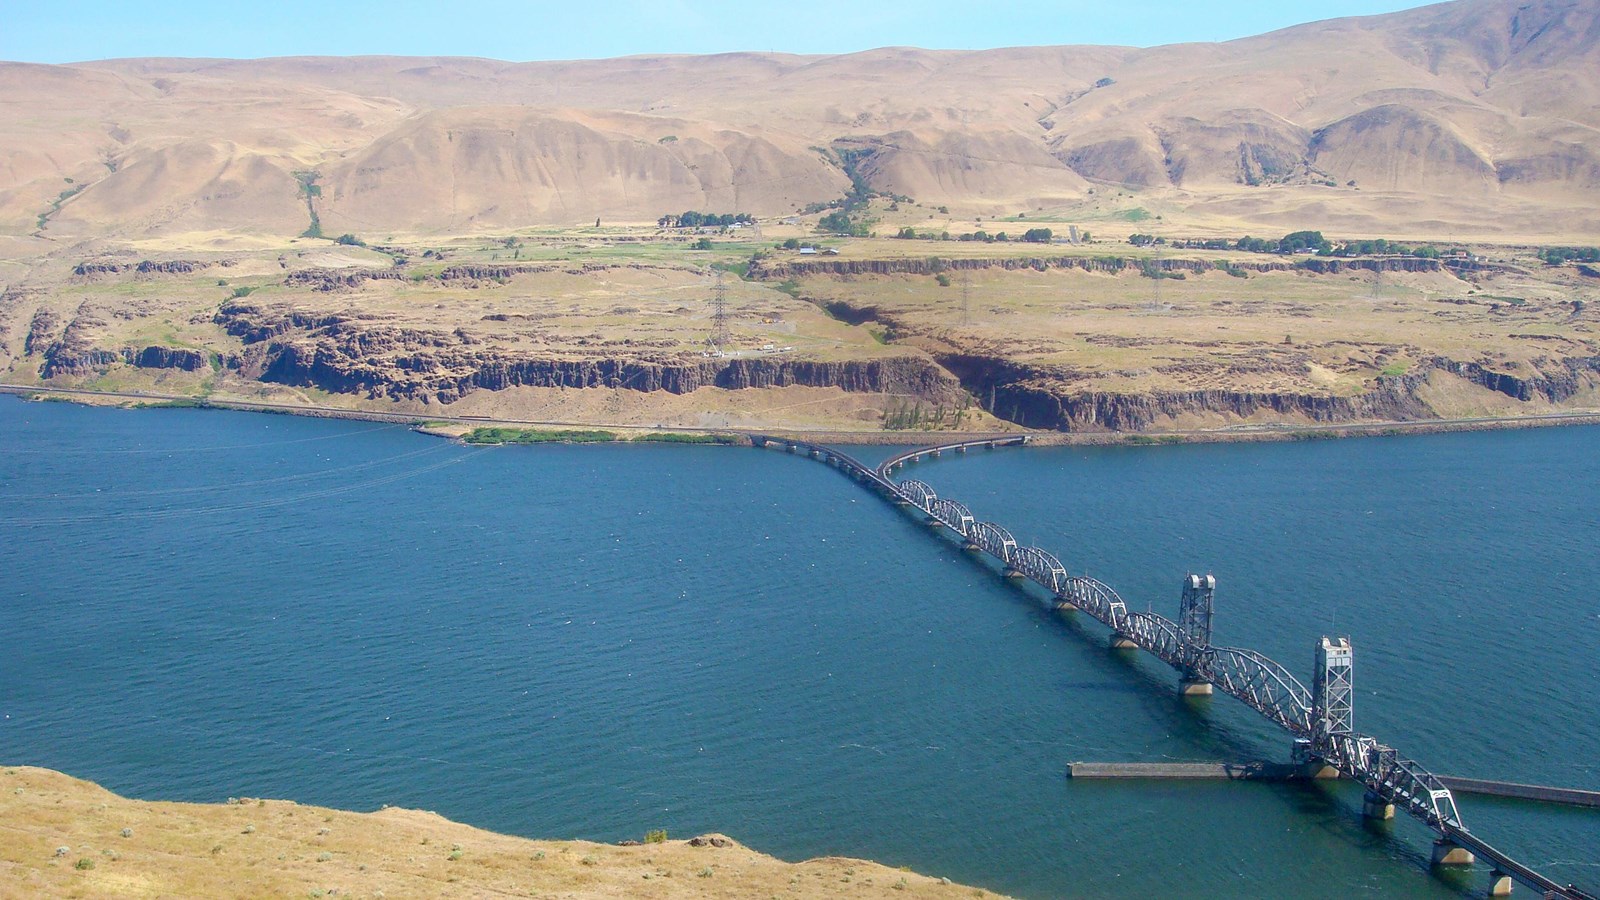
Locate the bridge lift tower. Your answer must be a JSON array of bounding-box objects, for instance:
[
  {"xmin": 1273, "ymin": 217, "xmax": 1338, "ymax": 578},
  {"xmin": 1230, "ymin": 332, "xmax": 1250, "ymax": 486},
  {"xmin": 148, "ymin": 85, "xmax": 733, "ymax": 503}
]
[{"xmin": 1177, "ymin": 574, "xmax": 1215, "ymax": 695}]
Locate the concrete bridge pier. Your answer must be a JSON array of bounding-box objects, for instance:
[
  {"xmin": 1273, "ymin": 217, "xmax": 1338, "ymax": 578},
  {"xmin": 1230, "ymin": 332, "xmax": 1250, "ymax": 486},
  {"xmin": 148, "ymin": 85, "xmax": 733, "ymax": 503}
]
[
  {"xmin": 1003, "ymin": 567, "xmax": 1025, "ymax": 579},
  {"xmin": 1487, "ymin": 869, "xmax": 1513, "ymax": 896},
  {"xmin": 1108, "ymin": 632, "xmax": 1139, "ymax": 650},
  {"xmin": 1053, "ymin": 595, "xmax": 1078, "ymax": 612},
  {"xmin": 1296, "ymin": 759, "xmax": 1342, "ymax": 779},
  {"xmin": 962, "ymin": 539, "xmax": 982, "ymax": 553},
  {"xmin": 1431, "ymin": 839, "xmax": 1476, "ymax": 868},
  {"xmin": 1361, "ymin": 791, "xmax": 1395, "ymax": 820},
  {"xmin": 1178, "ymin": 679, "xmax": 1214, "ymax": 696}
]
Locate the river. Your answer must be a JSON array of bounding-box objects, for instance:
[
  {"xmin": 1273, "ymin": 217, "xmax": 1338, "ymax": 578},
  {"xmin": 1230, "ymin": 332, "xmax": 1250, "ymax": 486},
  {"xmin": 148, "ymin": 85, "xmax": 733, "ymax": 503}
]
[{"xmin": 2, "ymin": 395, "xmax": 1596, "ymax": 898}]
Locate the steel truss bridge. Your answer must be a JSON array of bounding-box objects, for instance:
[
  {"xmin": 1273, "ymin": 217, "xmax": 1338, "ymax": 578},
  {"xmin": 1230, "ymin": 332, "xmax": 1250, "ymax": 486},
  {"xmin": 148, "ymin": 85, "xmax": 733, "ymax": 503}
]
[{"xmin": 752, "ymin": 433, "xmax": 1594, "ymax": 900}]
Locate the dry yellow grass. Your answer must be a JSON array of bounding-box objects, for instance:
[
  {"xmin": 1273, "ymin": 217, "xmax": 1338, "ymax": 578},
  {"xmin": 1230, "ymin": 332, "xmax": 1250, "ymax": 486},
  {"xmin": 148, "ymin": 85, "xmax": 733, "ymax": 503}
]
[
  {"xmin": 787, "ymin": 243, "xmax": 1600, "ymax": 404},
  {"xmin": 0, "ymin": 766, "xmax": 1005, "ymax": 900}
]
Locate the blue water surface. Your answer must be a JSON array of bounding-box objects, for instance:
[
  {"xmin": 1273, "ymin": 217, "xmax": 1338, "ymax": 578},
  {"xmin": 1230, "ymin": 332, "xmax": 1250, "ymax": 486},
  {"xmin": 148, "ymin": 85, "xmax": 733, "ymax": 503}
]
[{"xmin": 2, "ymin": 396, "xmax": 1596, "ymax": 898}]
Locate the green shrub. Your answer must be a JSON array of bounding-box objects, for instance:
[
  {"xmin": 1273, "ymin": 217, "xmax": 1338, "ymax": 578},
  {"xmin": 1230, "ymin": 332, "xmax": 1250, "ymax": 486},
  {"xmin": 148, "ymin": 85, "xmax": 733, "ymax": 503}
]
[
  {"xmin": 462, "ymin": 428, "xmax": 616, "ymax": 445},
  {"xmin": 634, "ymin": 433, "xmax": 738, "ymax": 445}
]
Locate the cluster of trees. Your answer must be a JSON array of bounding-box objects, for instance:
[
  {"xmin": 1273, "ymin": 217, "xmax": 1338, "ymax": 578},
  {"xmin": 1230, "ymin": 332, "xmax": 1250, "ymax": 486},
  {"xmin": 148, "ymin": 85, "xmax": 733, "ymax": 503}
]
[
  {"xmin": 1168, "ymin": 231, "xmax": 1457, "ymax": 259},
  {"xmin": 894, "ymin": 226, "xmax": 1057, "ymax": 243},
  {"xmin": 778, "ymin": 238, "xmax": 822, "ymax": 250},
  {"xmin": 1540, "ymin": 246, "xmax": 1600, "ymax": 265},
  {"xmin": 882, "ymin": 399, "xmax": 970, "ymax": 431},
  {"xmin": 819, "ymin": 211, "xmax": 871, "ymax": 236},
  {"xmin": 1332, "ymin": 240, "xmax": 1445, "ymax": 258},
  {"xmin": 658, "ymin": 211, "xmax": 755, "ymax": 228}
]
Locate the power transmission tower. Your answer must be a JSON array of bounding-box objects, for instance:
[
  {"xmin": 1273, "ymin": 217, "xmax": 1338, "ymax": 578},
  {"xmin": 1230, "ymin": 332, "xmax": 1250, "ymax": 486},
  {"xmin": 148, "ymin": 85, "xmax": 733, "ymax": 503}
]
[
  {"xmin": 1148, "ymin": 247, "xmax": 1163, "ymax": 311},
  {"xmin": 707, "ymin": 270, "xmax": 731, "ymax": 356}
]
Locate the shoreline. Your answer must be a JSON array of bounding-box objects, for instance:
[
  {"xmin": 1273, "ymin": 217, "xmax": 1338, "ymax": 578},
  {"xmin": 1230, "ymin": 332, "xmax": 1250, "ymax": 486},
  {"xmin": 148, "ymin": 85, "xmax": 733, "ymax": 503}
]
[{"xmin": 4, "ymin": 381, "xmax": 1600, "ymax": 447}]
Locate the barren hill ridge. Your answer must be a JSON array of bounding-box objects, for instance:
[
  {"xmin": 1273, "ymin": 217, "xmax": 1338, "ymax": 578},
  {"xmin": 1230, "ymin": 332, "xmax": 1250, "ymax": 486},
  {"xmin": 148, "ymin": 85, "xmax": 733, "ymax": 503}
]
[{"xmin": 3, "ymin": 0, "xmax": 1598, "ymax": 239}]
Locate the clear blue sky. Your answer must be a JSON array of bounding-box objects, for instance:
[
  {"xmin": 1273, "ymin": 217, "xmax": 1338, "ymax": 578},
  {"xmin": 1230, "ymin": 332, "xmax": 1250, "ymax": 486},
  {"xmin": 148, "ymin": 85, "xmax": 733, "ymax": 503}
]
[{"xmin": 2, "ymin": 0, "xmax": 1437, "ymax": 64}]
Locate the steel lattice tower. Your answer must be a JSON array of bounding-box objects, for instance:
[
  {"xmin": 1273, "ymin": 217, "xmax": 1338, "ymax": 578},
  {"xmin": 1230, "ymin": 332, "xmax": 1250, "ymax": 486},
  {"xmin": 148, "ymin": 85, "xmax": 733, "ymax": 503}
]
[{"xmin": 708, "ymin": 270, "xmax": 730, "ymax": 355}]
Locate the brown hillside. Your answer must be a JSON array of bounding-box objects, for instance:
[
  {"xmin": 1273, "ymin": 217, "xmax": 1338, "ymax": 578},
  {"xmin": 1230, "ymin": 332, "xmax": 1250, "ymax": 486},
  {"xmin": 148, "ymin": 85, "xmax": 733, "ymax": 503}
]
[
  {"xmin": 1, "ymin": 766, "xmax": 1001, "ymax": 899},
  {"xmin": 1, "ymin": 0, "xmax": 1597, "ymax": 238}
]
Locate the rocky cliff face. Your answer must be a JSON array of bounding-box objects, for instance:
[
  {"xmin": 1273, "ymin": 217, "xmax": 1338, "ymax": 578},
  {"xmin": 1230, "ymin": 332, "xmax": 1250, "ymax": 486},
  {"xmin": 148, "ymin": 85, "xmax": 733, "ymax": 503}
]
[
  {"xmin": 936, "ymin": 352, "xmax": 1600, "ymax": 432},
  {"xmin": 217, "ymin": 304, "xmax": 959, "ymax": 405},
  {"xmin": 72, "ymin": 259, "xmax": 212, "ymax": 279}
]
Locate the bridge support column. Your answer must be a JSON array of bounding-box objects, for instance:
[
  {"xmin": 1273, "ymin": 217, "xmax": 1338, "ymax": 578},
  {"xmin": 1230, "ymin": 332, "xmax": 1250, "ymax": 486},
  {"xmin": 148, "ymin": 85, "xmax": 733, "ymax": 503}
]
[
  {"xmin": 1487, "ymin": 870, "xmax": 1513, "ymax": 897},
  {"xmin": 1361, "ymin": 791, "xmax": 1394, "ymax": 820},
  {"xmin": 1003, "ymin": 567, "xmax": 1024, "ymax": 579},
  {"xmin": 1178, "ymin": 679, "xmax": 1213, "ymax": 696},
  {"xmin": 1053, "ymin": 597, "xmax": 1078, "ymax": 613},
  {"xmin": 962, "ymin": 540, "xmax": 982, "ymax": 552},
  {"xmin": 1296, "ymin": 760, "xmax": 1341, "ymax": 779},
  {"xmin": 1430, "ymin": 839, "xmax": 1475, "ymax": 868},
  {"xmin": 925, "ymin": 516, "xmax": 943, "ymax": 528},
  {"xmin": 1108, "ymin": 633, "xmax": 1138, "ymax": 650}
]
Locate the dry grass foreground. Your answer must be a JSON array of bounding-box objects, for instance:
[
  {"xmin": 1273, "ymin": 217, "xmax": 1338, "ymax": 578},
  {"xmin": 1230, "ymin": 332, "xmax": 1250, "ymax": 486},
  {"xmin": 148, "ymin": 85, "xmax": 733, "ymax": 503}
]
[{"xmin": 0, "ymin": 766, "xmax": 1003, "ymax": 900}]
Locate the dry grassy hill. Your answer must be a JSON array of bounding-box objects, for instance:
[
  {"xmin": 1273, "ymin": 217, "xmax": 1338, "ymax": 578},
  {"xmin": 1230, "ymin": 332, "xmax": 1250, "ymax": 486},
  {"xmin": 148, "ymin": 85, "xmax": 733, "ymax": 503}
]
[
  {"xmin": 2, "ymin": 0, "xmax": 1598, "ymax": 240},
  {"xmin": 1, "ymin": 766, "xmax": 1000, "ymax": 898}
]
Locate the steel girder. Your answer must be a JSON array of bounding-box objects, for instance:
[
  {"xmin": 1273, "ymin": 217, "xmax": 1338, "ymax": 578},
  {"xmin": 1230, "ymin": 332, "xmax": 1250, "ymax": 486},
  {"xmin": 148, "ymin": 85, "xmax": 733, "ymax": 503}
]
[
  {"xmin": 1011, "ymin": 546, "xmax": 1069, "ymax": 593},
  {"xmin": 1122, "ymin": 611, "xmax": 1188, "ymax": 668},
  {"xmin": 1202, "ymin": 646, "xmax": 1316, "ymax": 737},
  {"xmin": 897, "ymin": 479, "xmax": 938, "ymax": 511},
  {"xmin": 929, "ymin": 498, "xmax": 977, "ymax": 536},
  {"xmin": 1060, "ymin": 576, "xmax": 1130, "ymax": 631},
  {"xmin": 968, "ymin": 521, "xmax": 1018, "ymax": 564}
]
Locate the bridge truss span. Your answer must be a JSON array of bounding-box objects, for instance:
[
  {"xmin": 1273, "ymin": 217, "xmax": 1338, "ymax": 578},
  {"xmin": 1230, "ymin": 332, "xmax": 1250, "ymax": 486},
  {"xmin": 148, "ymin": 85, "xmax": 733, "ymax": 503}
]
[
  {"xmin": 1121, "ymin": 610, "xmax": 1187, "ymax": 667},
  {"xmin": 1319, "ymin": 732, "xmax": 1463, "ymax": 830},
  {"xmin": 928, "ymin": 498, "xmax": 976, "ymax": 536},
  {"xmin": 967, "ymin": 521, "xmax": 1018, "ymax": 563},
  {"xmin": 1204, "ymin": 646, "xmax": 1316, "ymax": 737},
  {"xmin": 1061, "ymin": 576, "xmax": 1129, "ymax": 632},
  {"xmin": 1010, "ymin": 545, "xmax": 1068, "ymax": 593},
  {"xmin": 897, "ymin": 479, "xmax": 938, "ymax": 511}
]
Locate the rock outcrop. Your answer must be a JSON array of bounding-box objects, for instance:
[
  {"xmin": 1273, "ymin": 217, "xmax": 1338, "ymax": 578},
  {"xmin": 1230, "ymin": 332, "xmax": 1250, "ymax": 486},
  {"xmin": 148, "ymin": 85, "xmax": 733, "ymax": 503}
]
[
  {"xmin": 72, "ymin": 259, "xmax": 211, "ymax": 279},
  {"xmin": 214, "ymin": 303, "xmax": 960, "ymax": 405},
  {"xmin": 936, "ymin": 352, "xmax": 1600, "ymax": 432}
]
